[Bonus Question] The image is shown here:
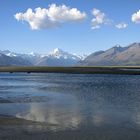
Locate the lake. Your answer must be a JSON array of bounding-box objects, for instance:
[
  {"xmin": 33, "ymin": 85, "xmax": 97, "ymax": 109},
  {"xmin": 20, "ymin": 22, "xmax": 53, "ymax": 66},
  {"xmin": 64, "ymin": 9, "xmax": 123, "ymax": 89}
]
[{"xmin": 0, "ymin": 73, "xmax": 140, "ymax": 140}]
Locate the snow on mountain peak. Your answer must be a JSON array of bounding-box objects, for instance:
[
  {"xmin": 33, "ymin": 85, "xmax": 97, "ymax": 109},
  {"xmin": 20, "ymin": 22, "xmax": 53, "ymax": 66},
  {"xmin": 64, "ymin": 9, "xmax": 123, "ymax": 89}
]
[
  {"xmin": 50, "ymin": 48, "xmax": 64, "ymax": 55},
  {"xmin": 29, "ymin": 52, "xmax": 36, "ymax": 56},
  {"xmin": 47, "ymin": 48, "xmax": 81, "ymax": 61},
  {"xmin": 49, "ymin": 48, "xmax": 66, "ymax": 58},
  {"xmin": 0, "ymin": 50, "xmax": 17, "ymax": 57},
  {"xmin": 6, "ymin": 53, "xmax": 17, "ymax": 57},
  {"xmin": 53, "ymin": 48, "xmax": 62, "ymax": 53}
]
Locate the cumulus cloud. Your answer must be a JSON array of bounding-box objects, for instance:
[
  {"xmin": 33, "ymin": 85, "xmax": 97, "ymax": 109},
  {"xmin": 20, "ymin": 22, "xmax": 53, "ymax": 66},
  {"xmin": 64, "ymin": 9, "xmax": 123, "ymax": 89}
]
[
  {"xmin": 14, "ymin": 4, "xmax": 87, "ymax": 30},
  {"xmin": 115, "ymin": 22, "xmax": 128, "ymax": 29},
  {"xmin": 91, "ymin": 8, "xmax": 112, "ymax": 29},
  {"xmin": 132, "ymin": 10, "xmax": 140, "ymax": 23}
]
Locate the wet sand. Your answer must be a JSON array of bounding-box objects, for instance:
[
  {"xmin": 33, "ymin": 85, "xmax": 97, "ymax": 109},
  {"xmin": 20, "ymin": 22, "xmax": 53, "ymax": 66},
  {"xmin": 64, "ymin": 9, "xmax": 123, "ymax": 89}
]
[{"xmin": 0, "ymin": 114, "xmax": 140, "ymax": 140}]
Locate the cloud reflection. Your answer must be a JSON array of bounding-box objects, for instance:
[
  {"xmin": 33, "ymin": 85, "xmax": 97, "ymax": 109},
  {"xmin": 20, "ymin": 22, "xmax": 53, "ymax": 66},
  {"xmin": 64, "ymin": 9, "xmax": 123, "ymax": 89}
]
[{"xmin": 16, "ymin": 103, "xmax": 83, "ymax": 131}]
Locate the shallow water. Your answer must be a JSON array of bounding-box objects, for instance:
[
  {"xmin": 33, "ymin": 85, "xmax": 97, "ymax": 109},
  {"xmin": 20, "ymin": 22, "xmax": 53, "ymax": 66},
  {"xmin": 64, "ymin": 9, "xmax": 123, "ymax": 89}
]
[{"xmin": 0, "ymin": 73, "xmax": 140, "ymax": 139}]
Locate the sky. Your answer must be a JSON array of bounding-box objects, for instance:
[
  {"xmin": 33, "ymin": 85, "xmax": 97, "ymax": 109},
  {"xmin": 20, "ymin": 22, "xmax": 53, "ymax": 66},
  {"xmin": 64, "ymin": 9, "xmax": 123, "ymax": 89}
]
[{"xmin": 0, "ymin": 0, "xmax": 140, "ymax": 55}]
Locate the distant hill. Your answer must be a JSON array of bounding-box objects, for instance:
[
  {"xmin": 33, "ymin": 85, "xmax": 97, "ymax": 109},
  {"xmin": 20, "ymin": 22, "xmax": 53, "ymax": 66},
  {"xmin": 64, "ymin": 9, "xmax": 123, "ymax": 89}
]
[{"xmin": 78, "ymin": 43, "xmax": 140, "ymax": 66}]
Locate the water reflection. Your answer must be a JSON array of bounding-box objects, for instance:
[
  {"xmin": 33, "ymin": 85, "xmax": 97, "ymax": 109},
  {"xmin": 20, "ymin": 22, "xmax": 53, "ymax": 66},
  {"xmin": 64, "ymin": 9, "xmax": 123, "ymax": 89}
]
[
  {"xmin": 4, "ymin": 101, "xmax": 140, "ymax": 132},
  {"xmin": 1, "ymin": 73, "xmax": 140, "ymax": 138},
  {"xmin": 16, "ymin": 102, "xmax": 83, "ymax": 130}
]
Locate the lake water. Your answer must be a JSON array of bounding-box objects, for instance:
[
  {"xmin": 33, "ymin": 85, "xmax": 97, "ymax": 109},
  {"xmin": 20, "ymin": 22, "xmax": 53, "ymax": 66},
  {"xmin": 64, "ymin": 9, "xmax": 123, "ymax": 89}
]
[{"xmin": 0, "ymin": 73, "xmax": 140, "ymax": 140}]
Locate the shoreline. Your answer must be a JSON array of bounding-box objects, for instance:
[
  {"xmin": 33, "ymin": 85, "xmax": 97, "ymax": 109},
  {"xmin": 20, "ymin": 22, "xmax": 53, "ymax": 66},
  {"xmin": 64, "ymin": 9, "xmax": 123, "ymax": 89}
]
[{"xmin": 0, "ymin": 66, "xmax": 140, "ymax": 75}]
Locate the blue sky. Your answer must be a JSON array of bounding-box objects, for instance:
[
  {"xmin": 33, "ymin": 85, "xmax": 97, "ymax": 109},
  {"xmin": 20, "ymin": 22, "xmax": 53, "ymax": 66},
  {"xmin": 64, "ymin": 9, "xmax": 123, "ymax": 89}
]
[{"xmin": 0, "ymin": 0, "xmax": 140, "ymax": 55}]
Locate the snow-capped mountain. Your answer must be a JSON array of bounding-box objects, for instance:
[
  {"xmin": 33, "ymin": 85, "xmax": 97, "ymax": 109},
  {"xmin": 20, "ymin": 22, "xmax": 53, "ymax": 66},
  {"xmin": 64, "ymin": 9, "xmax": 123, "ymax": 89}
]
[
  {"xmin": 0, "ymin": 50, "xmax": 18, "ymax": 57},
  {"xmin": 36, "ymin": 48, "xmax": 81, "ymax": 66},
  {"xmin": 0, "ymin": 50, "xmax": 40, "ymax": 66},
  {"xmin": 49, "ymin": 48, "xmax": 80, "ymax": 60},
  {"xmin": 0, "ymin": 48, "xmax": 83, "ymax": 66},
  {"xmin": 75, "ymin": 54, "xmax": 88, "ymax": 60},
  {"xmin": 0, "ymin": 53, "xmax": 32, "ymax": 66}
]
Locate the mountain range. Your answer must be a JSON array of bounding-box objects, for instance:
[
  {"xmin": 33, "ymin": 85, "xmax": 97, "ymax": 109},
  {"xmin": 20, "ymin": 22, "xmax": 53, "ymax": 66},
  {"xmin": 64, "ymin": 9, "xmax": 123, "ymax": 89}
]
[
  {"xmin": 1, "ymin": 42, "xmax": 140, "ymax": 66},
  {"xmin": 78, "ymin": 43, "xmax": 140, "ymax": 66},
  {"xmin": 0, "ymin": 48, "xmax": 84, "ymax": 66}
]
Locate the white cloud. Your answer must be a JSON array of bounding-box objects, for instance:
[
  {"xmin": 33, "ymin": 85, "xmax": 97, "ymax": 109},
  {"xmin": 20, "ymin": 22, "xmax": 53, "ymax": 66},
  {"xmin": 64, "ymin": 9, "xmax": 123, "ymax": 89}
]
[
  {"xmin": 91, "ymin": 8, "xmax": 112, "ymax": 29},
  {"xmin": 132, "ymin": 10, "xmax": 140, "ymax": 23},
  {"xmin": 115, "ymin": 22, "xmax": 128, "ymax": 29},
  {"xmin": 15, "ymin": 4, "xmax": 87, "ymax": 30}
]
